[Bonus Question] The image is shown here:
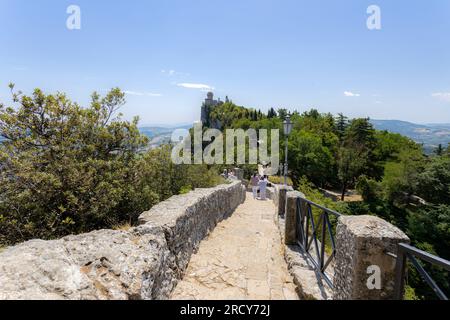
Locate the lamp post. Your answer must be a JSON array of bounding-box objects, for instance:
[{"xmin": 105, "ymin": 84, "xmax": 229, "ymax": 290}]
[{"xmin": 283, "ymin": 116, "xmax": 293, "ymax": 186}]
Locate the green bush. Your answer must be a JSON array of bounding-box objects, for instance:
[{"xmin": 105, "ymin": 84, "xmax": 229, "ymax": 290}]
[
  {"xmin": 297, "ymin": 177, "xmax": 350, "ymax": 215},
  {"xmin": 268, "ymin": 176, "xmax": 294, "ymax": 186},
  {"xmin": 0, "ymin": 87, "xmax": 223, "ymax": 246}
]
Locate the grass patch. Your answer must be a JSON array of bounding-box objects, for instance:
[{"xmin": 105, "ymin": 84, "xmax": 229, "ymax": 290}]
[
  {"xmin": 269, "ymin": 176, "xmax": 294, "ymax": 186},
  {"xmin": 113, "ymin": 223, "xmax": 133, "ymax": 232}
]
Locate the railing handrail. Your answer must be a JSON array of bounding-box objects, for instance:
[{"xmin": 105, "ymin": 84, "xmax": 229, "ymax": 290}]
[
  {"xmin": 398, "ymin": 243, "xmax": 450, "ymax": 272},
  {"xmin": 297, "ymin": 196, "xmax": 342, "ymax": 218},
  {"xmin": 394, "ymin": 243, "xmax": 450, "ymax": 300},
  {"xmin": 297, "ymin": 195, "xmax": 450, "ymax": 300},
  {"xmin": 295, "ymin": 197, "xmax": 341, "ymax": 289}
]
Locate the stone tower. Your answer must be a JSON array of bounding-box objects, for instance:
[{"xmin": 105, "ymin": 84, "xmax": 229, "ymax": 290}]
[
  {"xmin": 205, "ymin": 92, "xmax": 216, "ymax": 107},
  {"xmin": 201, "ymin": 92, "xmax": 221, "ymax": 126}
]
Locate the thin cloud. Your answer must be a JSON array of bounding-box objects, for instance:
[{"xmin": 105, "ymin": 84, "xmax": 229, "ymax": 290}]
[
  {"xmin": 344, "ymin": 91, "xmax": 361, "ymax": 97},
  {"xmin": 177, "ymin": 83, "xmax": 214, "ymax": 91},
  {"xmin": 432, "ymin": 92, "xmax": 450, "ymax": 102},
  {"xmin": 162, "ymin": 69, "xmax": 190, "ymax": 77},
  {"xmin": 12, "ymin": 66, "xmax": 27, "ymax": 71},
  {"xmin": 161, "ymin": 69, "xmax": 176, "ymax": 76},
  {"xmin": 124, "ymin": 90, "xmax": 162, "ymax": 97}
]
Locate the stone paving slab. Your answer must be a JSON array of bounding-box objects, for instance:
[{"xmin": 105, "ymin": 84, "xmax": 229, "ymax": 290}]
[{"xmin": 171, "ymin": 193, "xmax": 299, "ymax": 300}]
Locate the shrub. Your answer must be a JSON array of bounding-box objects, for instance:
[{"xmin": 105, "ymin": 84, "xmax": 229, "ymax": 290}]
[
  {"xmin": 268, "ymin": 175, "xmax": 293, "ymax": 186},
  {"xmin": 0, "ymin": 87, "xmax": 223, "ymax": 246}
]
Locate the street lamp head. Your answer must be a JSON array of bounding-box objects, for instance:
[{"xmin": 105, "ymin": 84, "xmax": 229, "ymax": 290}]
[{"xmin": 284, "ymin": 116, "xmax": 293, "ymax": 136}]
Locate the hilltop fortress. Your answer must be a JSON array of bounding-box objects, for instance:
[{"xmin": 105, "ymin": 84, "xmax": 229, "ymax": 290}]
[{"xmin": 201, "ymin": 92, "xmax": 225, "ymax": 130}]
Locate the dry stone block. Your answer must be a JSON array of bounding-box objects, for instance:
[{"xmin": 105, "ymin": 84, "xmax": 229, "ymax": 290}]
[
  {"xmin": 284, "ymin": 191, "xmax": 305, "ymax": 245},
  {"xmin": 333, "ymin": 215, "xmax": 410, "ymax": 300}
]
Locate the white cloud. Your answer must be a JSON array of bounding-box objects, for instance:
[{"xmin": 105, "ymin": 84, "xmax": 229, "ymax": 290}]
[
  {"xmin": 124, "ymin": 90, "xmax": 162, "ymax": 97},
  {"xmin": 177, "ymin": 83, "xmax": 214, "ymax": 91},
  {"xmin": 432, "ymin": 92, "xmax": 450, "ymax": 102},
  {"xmin": 344, "ymin": 91, "xmax": 361, "ymax": 97},
  {"xmin": 161, "ymin": 69, "xmax": 175, "ymax": 76},
  {"xmin": 162, "ymin": 69, "xmax": 189, "ymax": 77}
]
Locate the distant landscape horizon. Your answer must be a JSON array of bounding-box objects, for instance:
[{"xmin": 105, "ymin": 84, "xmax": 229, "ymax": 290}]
[
  {"xmin": 138, "ymin": 119, "xmax": 450, "ymax": 128},
  {"xmin": 136, "ymin": 115, "xmax": 450, "ymax": 155}
]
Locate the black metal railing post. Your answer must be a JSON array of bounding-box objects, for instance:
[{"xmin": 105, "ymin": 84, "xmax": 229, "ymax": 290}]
[
  {"xmin": 393, "ymin": 243, "xmax": 450, "ymax": 300},
  {"xmin": 320, "ymin": 211, "xmax": 327, "ymax": 271},
  {"xmin": 294, "ymin": 194, "xmax": 450, "ymax": 299},
  {"xmin": 294, "ymin": 196, "xmax": 341, "ymax": 289},
  {"xmin": 394, "ymin": 244, "xmax": 407, "ymax": 300}
]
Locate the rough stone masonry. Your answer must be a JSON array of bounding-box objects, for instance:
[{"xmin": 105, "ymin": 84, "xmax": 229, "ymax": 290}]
[{"xmin": 0, "ymin": 181, "xmax": 246, "ymax": 300}]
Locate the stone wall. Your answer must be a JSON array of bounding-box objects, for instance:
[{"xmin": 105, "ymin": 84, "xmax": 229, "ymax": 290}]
[
  {"xmin": 0, "ymin": 181, "xmax": 246, "ymax": 300},
  {"xmin": 267, "ymin": 184, "xmax": 293, "ymax": 210},
  {"xmin": 272, "ymin": 185, "xmax": 410, "ymax": 300},
  {"xmin": 333, "ymin": 215, "xmax": 409, "ymax": 300}
]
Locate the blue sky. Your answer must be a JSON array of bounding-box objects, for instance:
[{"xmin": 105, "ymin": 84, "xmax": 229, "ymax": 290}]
[{"xmin": 1, "ymin": 0, "xmax": 449, "ymax": 125}]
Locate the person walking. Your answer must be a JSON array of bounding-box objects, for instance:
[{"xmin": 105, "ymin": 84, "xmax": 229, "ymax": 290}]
[
  {"xmin": 251, "ymin": 173, "xmax": 260, "ymax": 199},
  {"xmin": 258, "ymin": 176, "xmax": 268, "ymax": 200},
  {"xmin": 222, "ymin": 169, "xmax": 229, "ymax": 179}
]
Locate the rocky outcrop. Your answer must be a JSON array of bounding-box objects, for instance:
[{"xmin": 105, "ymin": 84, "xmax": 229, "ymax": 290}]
[{"xmin": 0, "ymin": 181, "xmax": 246, "ymax": 300}]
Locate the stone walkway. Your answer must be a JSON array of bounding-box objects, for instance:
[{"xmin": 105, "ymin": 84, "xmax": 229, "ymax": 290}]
[{"xmin": 171, "ymin": 193, "xmax": 299, "ymax": 300}]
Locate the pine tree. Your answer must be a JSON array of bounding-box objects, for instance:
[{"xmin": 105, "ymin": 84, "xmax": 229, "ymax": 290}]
[
  {"xmin": 277, "ymin": 108, "xmax": 288, "ymax": 120},
  {"xmin": 435, "ymin": 144, "xmax": 444, "ymax": 156},
  {"xmin": 335, "ymin": 113, "xmax": 348, "ymax": 141},
  {"xmin": 267, "ymin": 108, "xmax": 277, "ymax": 119}
]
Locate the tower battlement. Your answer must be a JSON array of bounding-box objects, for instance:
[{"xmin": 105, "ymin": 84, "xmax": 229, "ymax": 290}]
[{"xmin": 201, "ymin": 92, "xmax": 223, "ymax": 128}]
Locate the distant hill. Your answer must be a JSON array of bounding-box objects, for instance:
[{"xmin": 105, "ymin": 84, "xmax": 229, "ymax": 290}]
[
  {"xmin": 2, "ymin": 120, "xmax": 449, "ymax": 154},
  {"xmin": 139, "ymin": 125, "xmax": 192, "ymax": 149},
  {"xmin": 371, "ymin": 120, "xmax": 450, "ymax": 153},
  {"xmin": 0, "ymin": 126, "xmax": 193, "ymax": 149}
]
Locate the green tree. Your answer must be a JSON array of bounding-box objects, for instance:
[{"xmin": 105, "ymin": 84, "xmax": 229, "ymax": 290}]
[
  {"xmin": 416, "ymin": 156, "xmax": 450, "ymax": 204},
  {"xmin": 407, "ymin": 204, "xmax": 450, "ymax": 299},
  {"xmin": 435, "ymin": 144, "xmax": 444, "ymax": 156},
  {"xmin": 374, "ymin": 130, "xmax": 421, "ymax": 162},
  {"xmin": 335, "ymin": 113, "xmax": 348, "ymax": 141},
  {"xmin": 288, "ymin": 131, "xmax": 334, "ymax": 188},
  {"xmin": 337, "ymin": 145, "xmax": 367, "ymax": 201},
  {"xmin": 0, "ymin": 87, "xmax": 152, "ymax": 244},
  {"xmin": 337, "ymin": 118, "xmax": 382, "ymax": 200},
  {"xmin": 277, "ymin": 108, "xmax": 288, "ymax": 121},
  {"xmin": 0, "ymin": 87, "xmax": 225, "ymax": 246},
  {"xmin": 267, "ymin": 108, "xmax": 277, "ymax": 119}
]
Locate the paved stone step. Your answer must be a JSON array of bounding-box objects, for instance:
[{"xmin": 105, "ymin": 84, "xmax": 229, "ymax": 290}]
[{"xmin": 171, "ymin": 193, "xmax": 299, "ymax": 300}]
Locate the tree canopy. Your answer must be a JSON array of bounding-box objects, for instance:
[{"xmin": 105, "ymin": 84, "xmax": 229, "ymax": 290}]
[{"xmin": 0, "ymin": 87, "xmax": 223, "ymax": 245}]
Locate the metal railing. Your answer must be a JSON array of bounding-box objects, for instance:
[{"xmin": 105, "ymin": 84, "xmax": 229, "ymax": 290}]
[
  {"xmin": 295, "ymin": 197, "xmax": 342, "ymax": 289},
  {"xmin": 394, "ymin": 243, "xmax": 450, "ymax": 300},
  {"xmin": 294, "ymin": 194, "xmax": 450, "ymax": 299}
]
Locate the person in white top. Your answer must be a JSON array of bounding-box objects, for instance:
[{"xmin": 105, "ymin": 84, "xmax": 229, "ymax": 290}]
[
  {"xmin": 251, "ymin": 173, "xmax": 260, "ymax": 199},
  {"xmin": 258, "ymin": 176, "xmax": 268, "ymax": 200}
]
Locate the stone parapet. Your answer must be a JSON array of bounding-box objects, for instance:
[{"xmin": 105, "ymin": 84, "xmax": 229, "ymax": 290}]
[
  {"xmin": 0, "ymin": 181, "xmax": 246, "ymax": 300},
  {"xmin": 333, "ymin": 215, "xmax": 410, "ymax": 300}
]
